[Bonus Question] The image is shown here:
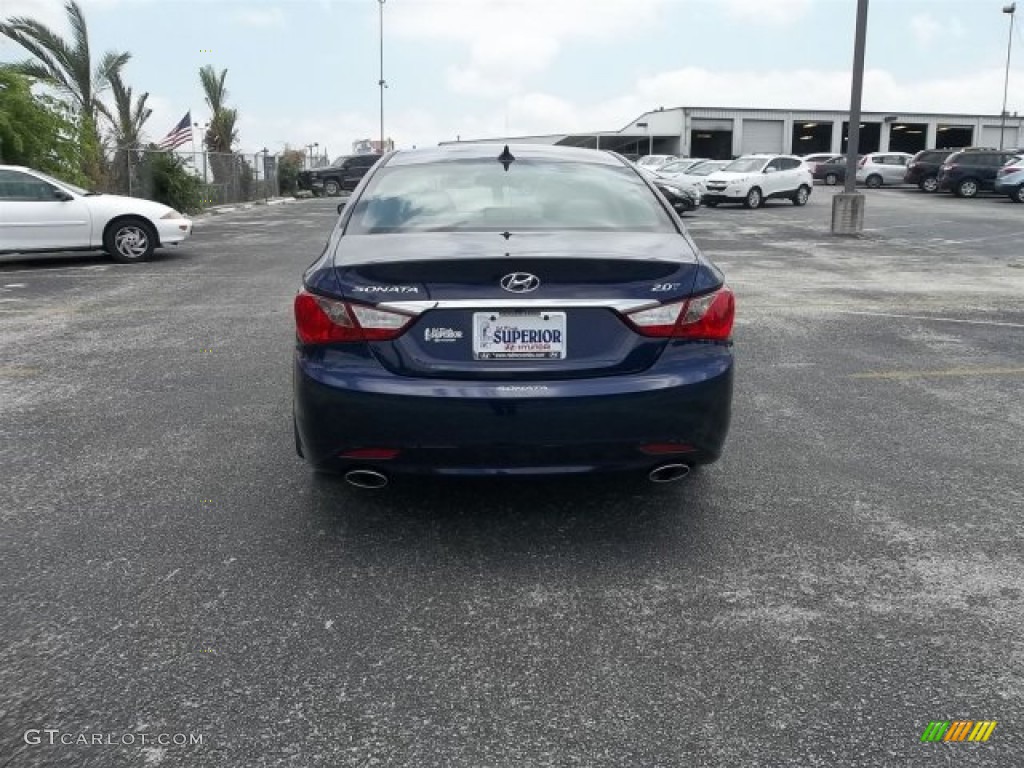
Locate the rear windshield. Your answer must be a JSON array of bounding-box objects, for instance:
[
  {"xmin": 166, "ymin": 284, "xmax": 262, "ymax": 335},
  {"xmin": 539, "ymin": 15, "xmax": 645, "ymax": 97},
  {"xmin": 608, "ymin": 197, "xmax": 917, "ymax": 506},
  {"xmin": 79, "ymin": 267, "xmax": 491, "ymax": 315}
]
[{"xmin": 345, "ymin": 158, "xmax": 676, "ymax": 234}]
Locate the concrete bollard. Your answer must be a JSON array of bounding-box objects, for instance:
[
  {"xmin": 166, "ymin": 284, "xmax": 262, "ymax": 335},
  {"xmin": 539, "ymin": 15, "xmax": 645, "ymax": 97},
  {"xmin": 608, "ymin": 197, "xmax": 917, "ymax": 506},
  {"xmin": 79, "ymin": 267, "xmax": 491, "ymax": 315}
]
[{"xmin": 831, "ymin": 192, "xmax": 865, "ymax": 235}]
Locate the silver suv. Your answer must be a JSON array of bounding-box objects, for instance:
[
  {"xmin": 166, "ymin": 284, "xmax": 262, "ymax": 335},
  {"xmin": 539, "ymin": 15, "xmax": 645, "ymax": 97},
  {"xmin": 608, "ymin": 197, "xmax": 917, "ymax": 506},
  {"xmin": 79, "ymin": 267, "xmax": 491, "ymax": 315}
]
[
  {"xmin": 702, "ymin": 154, "xmax": 814, "ymax": 209},
  {"xmin": 855, "ymin": 152, "xmax": 913, "ymax": 188}
]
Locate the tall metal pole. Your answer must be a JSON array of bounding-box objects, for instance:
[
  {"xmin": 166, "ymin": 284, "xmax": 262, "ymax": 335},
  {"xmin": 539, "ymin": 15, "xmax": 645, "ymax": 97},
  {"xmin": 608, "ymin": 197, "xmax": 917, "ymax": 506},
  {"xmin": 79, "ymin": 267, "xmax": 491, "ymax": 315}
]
[
  {"xmin": 843, "ymin": 0, "xmax": 869, "ymax": 194},
  {"xmin": 832, "ymin": 0, "xmax": 869, "ymax": 235},
  {"xmin": 1000, "ymin": 3, "xmax": 1016, "ymax": 150},
  {"xmin": 378, "ymin": 0, "xmax": 386, "ymax": 153}
]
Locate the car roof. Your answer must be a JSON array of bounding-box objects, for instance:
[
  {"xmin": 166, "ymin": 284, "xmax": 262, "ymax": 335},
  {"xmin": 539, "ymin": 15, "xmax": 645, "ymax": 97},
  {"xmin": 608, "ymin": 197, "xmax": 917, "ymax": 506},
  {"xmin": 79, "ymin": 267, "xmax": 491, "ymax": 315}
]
[{"xmin": 388, "ymin": 143, "xmax": 629, "ymax": 167}]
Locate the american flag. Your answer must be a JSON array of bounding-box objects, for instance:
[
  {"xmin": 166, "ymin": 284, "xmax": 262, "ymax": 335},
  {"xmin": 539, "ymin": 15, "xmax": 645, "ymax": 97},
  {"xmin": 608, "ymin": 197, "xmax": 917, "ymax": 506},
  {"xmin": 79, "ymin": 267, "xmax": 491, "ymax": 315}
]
[{"xmin": 158, "ymin": 111, "xmax": 192, "ymax": 150}]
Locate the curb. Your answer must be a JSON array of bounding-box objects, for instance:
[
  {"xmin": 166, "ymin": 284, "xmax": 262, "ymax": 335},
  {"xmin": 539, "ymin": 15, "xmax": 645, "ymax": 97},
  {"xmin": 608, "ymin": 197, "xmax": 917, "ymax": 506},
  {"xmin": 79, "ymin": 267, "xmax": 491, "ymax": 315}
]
[{"xmin": 194, "ymin": 197, "xmax": 300, "ymax": 219}]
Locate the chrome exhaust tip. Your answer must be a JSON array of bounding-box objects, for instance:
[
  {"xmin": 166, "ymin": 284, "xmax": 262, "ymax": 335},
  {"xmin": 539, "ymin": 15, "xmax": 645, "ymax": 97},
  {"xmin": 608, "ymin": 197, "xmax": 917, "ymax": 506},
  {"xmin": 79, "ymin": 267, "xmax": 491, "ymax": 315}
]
[
  {"xmin": 648, "ymin": 463, "xmax": 691, "ymax": 483},
  {"xmin": 344, "ymin": 469, "xmax": 389, "ymax": 489}
]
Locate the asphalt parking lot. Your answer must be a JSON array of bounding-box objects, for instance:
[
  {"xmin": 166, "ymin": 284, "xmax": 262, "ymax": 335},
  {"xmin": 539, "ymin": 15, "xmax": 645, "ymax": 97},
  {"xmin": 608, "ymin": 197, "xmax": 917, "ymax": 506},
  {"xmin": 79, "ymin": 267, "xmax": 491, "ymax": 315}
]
[{"xmin": 2, "ymin": 187, "xmax": 1023, "ymax": 767}]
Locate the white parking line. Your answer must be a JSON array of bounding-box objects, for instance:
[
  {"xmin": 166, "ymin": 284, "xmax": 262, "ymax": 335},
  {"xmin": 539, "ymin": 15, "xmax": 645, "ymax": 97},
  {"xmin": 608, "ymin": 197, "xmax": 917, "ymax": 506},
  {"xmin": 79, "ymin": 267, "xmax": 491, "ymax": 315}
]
[{"xmin": 834, "ymin": 310, "xmax": 1024, "ymax": 328}]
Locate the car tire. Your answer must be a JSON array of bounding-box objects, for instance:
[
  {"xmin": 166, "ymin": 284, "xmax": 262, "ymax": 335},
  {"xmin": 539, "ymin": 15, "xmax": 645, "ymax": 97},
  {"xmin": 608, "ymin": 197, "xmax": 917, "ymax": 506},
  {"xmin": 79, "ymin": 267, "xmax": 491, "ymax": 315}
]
[
  {"xmin": 103, "ymin": 217, "xmax": 157, "ymax": 263},
  {"xmin": 324, "ymin": 179, "xmax": 341, "ymax": 197},
  {"xmin": 920, "ymin": 176, "xmax": 939, "ymax": 193},
  {"xmin": 1012, "ymin": 185, "xmax": 1024, "ymax": 204},
  {"xmin": 824, "ymin": 172, "xmax": 838, "ymax": 186},
  {"xmin": 743, "ymin": 187, "xmax": 763, "ymax": 209},
  {"xmin": 791, "ymin": 185, "xmax": 810, "ymax": 206},
  {"xmin": 865, "ymin": 174, "xmax": 883, "ymax": 189},
  {"xmin": 955, "ymin": 178, "xmax": 979, "ymax": 198}
]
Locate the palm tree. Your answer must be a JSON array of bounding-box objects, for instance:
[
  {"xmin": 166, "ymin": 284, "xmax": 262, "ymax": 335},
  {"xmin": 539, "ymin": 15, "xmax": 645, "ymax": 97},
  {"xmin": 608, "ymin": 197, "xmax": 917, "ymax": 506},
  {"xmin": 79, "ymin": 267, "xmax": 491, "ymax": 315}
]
[
  {"xmin": 0, "ymin": 0, "xmax": 130, "ymax": 185},
  {"xmin": 198, "ymin": 65, "xmax": 238, "ymax": 186},
  {"xmin": 103, "ymin": 70, "xmax": 152, "ymax": 194}
]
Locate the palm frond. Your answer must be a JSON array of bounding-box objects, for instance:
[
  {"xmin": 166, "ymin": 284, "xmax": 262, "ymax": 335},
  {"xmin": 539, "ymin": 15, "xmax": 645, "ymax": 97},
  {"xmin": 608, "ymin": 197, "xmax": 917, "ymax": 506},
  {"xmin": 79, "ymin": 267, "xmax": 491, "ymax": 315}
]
[{"xmin": 0, "ymin": 20, "xmax": 79, "ymax": 104}]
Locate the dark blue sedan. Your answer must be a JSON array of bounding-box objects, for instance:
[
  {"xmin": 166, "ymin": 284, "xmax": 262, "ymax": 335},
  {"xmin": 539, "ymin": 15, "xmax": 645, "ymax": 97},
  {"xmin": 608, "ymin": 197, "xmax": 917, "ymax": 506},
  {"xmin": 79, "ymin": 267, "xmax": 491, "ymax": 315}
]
[{"xmin": 293, "ymin": 144, "xmax": 735, "ymax": 487}]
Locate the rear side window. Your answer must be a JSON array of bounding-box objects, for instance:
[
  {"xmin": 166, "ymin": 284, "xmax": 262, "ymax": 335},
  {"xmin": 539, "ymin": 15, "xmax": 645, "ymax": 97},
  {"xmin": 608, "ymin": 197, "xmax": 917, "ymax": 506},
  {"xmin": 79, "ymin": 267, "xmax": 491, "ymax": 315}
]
[{"xmin": 345, "ymin": 158, "xmax": 677, "ymax": 234}]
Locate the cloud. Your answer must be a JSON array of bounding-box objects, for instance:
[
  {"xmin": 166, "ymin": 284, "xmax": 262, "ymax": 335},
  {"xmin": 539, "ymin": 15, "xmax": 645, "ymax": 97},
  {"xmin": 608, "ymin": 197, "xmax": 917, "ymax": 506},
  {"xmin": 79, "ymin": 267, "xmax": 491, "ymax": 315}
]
[
  {"xmin": 234, "ymin": 7, "xmax": 286, "ymax": 28},
  {"xmin": 723, "ymin": 0, "xmax": 811, "ymax": 26},
  {"xmin": 910, "ymin": 13, "xmax": 965, "ymax": 49},
  {"xmin": 390, "ymin": 0, "xmax": 666, "ymax": 98}
]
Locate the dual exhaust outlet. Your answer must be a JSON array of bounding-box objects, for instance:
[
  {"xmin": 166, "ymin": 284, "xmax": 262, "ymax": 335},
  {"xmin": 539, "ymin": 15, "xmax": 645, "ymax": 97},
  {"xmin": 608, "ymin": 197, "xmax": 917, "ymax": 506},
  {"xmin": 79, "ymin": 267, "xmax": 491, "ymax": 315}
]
[{"xmin": 342, "ymin": 463, "xmax": 691, "ymax": 489}]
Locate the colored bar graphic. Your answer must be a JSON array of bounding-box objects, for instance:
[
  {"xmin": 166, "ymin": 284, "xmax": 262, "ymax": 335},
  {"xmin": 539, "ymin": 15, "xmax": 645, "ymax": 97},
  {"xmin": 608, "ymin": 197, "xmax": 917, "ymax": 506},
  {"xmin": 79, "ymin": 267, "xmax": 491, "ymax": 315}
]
[
  {"xmin": 944, "ymin": 721, "xmax": 973, "ymax": 741},
  {"xmin": 968, "ymin": 721, "xmax": 998, "ymax": 742},
  {"xmin": 920, "ymin": 720, "xmax": 997, "ymax": 743},
  {"xmin": 921, "ymin": 722, "xmax": 950, "ymax": 742}
]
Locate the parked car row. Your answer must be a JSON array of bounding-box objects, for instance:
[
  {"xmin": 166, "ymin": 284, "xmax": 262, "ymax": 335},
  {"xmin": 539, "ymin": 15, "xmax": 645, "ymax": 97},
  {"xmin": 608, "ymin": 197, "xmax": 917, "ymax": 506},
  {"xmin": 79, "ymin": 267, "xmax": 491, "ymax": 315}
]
[
  {"xmin": 634, "ymin": 154, "xmax": 814, "ymax": 211},
  {"xmin": 799, "ymin": 148, "xmax": 1024, "ymax": 202}
]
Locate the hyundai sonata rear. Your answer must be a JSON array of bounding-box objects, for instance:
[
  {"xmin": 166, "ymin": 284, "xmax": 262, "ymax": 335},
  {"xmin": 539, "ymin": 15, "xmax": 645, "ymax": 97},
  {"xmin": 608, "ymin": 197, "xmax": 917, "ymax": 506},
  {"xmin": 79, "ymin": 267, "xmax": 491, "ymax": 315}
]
[{"xmin": 293, "ymin": 144, "xmax": 734, "ymax": 483}]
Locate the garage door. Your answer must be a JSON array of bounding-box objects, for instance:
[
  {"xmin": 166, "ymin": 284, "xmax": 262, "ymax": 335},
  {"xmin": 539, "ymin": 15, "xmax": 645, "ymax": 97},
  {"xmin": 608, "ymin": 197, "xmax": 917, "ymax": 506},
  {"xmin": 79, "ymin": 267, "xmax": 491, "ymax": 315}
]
[
  {"xmin": 742, "ymin": 119, "xmax": 784, "ymax": 155},
  {"xmin": 980, "ymin": 125, "xmax": 1019, "ymax": 149}
]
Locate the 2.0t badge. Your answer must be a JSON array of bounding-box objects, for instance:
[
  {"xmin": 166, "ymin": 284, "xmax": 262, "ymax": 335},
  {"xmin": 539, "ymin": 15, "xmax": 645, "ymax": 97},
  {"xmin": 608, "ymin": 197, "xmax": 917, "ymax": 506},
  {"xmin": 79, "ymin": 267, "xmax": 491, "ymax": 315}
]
[{"xmin": 500, "ymin": 273, "xmax": 540, "ymax": 293}]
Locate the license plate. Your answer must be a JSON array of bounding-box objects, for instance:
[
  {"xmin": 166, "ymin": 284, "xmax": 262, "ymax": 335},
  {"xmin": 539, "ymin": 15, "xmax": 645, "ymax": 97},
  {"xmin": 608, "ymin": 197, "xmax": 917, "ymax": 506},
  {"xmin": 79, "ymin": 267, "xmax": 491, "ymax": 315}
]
[{"xmin": 472, "ymin": 311, "xmax": 566, "ymax": 360}]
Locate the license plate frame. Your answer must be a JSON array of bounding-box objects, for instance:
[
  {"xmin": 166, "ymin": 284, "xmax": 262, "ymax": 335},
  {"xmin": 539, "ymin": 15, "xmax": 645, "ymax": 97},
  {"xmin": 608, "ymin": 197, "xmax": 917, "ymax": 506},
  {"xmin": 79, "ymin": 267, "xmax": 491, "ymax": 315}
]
[{"xmin": 472, "ymin": 311, "xmax": 567, "ymax": 360}]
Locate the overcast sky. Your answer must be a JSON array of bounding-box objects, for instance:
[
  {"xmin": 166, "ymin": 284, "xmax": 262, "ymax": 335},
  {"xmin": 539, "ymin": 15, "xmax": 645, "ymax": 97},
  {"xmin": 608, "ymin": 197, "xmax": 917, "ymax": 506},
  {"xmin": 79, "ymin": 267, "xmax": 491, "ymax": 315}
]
[{"xmin": 2, "ymin": 0, "xmax": 1023, "ymax": 156}]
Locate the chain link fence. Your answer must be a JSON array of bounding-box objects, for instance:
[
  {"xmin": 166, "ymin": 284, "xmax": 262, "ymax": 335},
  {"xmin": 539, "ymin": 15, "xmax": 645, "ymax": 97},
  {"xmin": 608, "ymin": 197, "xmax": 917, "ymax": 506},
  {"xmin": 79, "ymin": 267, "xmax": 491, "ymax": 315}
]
[{"xmin": 104, "ymin": 148, "xmax": 282, "ymax": 211}]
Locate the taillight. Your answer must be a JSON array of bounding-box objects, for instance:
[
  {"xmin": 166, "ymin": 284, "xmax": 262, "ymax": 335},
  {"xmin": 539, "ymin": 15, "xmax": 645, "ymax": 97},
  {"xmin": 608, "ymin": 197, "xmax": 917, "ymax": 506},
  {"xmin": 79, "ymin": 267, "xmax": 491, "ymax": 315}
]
[
  {"xmin": 625, "ymin": 286, "xmax": 735, "ymax": 341},
  {"xmin": 1002, "ymin": 166, "xmax": 1021, "ymax": 174},
  {"xmin": 294, "ymin": 289, "xmax": 413, "ymax": 344},
  {"xmin": 857, "ymin": 157, "xmax": 867, "ymax": 168}
]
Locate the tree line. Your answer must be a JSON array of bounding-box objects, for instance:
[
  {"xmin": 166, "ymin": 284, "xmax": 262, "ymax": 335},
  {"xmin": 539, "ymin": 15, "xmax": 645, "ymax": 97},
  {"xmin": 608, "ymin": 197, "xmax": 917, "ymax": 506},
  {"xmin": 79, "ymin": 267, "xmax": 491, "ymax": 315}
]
[{"xmin": 0, "ymin": 0, "xmax": 305, "ymax": 209}]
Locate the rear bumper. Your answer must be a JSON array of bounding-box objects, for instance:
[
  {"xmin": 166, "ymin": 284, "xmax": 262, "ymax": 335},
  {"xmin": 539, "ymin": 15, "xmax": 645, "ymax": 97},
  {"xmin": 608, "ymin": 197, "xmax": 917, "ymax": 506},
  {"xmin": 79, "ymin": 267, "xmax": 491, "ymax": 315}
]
[{"xmin": 294, "ymin": 343, "xmax": 733, "ymax": 476}]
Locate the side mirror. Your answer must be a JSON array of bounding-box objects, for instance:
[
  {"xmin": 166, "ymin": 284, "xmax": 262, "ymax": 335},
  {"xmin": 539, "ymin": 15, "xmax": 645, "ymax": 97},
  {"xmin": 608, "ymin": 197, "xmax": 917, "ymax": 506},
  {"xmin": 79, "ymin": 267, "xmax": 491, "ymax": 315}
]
[
  {"xmin": 53, "ymin": 188, "xmax": 74, "ymax": 201},
  {"xmin": 336, "ymin": 201, "xmax": 347, "ymax": 214}
]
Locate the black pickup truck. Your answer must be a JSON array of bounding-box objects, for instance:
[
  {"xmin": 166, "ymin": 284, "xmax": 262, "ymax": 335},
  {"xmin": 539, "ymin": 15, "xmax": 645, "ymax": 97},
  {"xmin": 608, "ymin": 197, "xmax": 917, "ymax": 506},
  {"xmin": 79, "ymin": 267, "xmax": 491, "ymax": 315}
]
[{"xmin": 298, "ymin": 154, "xmax": 381, "ymax": 197}]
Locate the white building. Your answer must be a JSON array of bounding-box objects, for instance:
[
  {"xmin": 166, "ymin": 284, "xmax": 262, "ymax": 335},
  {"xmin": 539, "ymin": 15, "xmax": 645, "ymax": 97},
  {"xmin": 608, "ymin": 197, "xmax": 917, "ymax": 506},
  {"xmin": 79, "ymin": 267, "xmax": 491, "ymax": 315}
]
[{"xmin": 442, "ymin": 106, "xmax": 1024, "ymax": 159}]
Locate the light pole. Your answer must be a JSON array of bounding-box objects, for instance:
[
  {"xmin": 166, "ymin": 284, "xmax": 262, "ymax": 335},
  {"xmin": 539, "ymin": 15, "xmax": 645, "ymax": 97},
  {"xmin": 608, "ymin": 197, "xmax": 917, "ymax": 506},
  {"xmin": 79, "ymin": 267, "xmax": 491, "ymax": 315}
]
[
  {"xmin": 260, "ymin": 147, "xmax": 270, "ymax": 202},
  {"xmin": 305, "ymin": 142, "xmax": 319, "ymax": 168},
  {"xmin": 1000, "ymin": 3, "xmax": 1016, "ymax": 150},
  {"xmin": 832, "ymin": 0, "xmax": 869, "ymax": 235},
  {"xmin": 378, "ymin": 0, "xmax": 387, "ymax": 153},
  {"xmin": 636, "ymin": 121, "xmax": 651, "ymax": 157}
]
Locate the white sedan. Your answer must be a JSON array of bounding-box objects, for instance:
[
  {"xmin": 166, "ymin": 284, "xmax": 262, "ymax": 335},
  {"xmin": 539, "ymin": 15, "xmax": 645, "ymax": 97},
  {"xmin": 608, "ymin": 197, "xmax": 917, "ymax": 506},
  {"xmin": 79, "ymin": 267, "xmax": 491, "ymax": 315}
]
[{"xmin": 0, "ymin": 165, "xmax": 193, "ymax": 262}]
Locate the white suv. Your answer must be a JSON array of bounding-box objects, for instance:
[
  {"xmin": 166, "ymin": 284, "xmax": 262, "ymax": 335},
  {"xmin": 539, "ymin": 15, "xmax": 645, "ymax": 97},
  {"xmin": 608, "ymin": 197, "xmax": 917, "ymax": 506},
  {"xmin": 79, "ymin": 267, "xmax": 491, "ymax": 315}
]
[
  {"xmin": 855, "ymin": 152, "xmax": 913, "ymax": 188},
  {"xmin": 702, "ymin": 154, "xmax": 813, "ymax": 209}
]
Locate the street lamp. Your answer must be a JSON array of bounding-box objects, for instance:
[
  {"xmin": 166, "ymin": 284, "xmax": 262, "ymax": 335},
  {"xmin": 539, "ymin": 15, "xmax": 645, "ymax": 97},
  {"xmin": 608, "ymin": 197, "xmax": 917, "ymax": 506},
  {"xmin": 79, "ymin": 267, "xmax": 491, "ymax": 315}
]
[
  {"xmin": 1000, "ymin": 3, "xmax": 1016, "ymax": 150},
  {"xmin": 305, "ymin": 142, "xmax": 319, "ymax": 167},
  {"xmin": 260, "ymin": 147, "xmax": 270, "ymax": 202},
  {"xmin": 378, "ymin": 0, "xmax": 387, "ymax": 153},
  {"xmin": 636, "ymin": 121, "xmax": 651, "ymax": 157}
]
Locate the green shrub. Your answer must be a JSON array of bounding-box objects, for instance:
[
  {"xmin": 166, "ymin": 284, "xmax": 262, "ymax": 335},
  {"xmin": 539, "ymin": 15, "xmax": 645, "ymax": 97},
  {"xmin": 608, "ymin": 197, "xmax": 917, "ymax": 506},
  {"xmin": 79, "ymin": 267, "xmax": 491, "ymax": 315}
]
[
  {"xmin": 277, "ymin": 148, "xmax": 305, "ymax": 195},
  {"xmin": 148, "ymin": 152, "xmax": 202, "ymax": 214}
]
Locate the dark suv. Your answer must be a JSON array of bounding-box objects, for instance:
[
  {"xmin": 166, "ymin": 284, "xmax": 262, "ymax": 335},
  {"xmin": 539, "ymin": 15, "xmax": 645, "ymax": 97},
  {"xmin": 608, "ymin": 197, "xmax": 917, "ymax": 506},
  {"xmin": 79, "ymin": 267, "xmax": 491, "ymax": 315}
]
[
  {"xmin": 937, "ymin": 150, "xmax": 1023, "ymax": 198},
  {"xmin": 299, "ymin": 154, "xmax": 380, "ymax": 197},
  {"xmin": 904, "ymin": 149, "xmax": 957, "ymax": 192}
]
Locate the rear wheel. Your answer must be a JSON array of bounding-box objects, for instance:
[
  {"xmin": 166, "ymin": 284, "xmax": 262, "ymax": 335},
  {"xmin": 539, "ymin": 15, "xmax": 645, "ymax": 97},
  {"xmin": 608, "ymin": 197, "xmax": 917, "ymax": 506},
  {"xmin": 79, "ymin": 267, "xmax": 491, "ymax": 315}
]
[
  {"xmin": 324, "ymin": 178, "xmax": 341, "ymax": 197},
  {"xmin": 103, "ymin": 218, "xmax": 156, "ymax": 263},
  {"xmin": 1012, "ymin": 185, "xmax": 1024, "ymax": 204},
  {"xmin": 865, "ymin": 174, "xmax": 883, "ymax": 189},
  {"xmin": 920, "ymin": 175, "xmax": 938, "ymax": 193},
  {"xmin": 743, "ymin": 187, "xmax": 763, "ymax": 209},
  {"xmin": 955, "ymin": 178, "xmax": 979, "ymax": 198},
  {"xmin": 791, "ymin": 185, "xmax": 810, "ymax": 206},
  {"xmin": 824, "ymin": 172, "xmax": 838, "ymax": 186}
]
